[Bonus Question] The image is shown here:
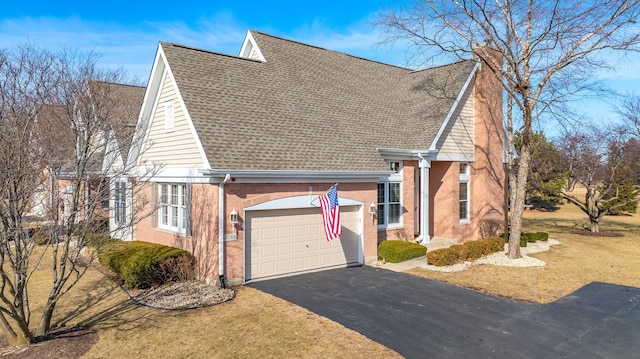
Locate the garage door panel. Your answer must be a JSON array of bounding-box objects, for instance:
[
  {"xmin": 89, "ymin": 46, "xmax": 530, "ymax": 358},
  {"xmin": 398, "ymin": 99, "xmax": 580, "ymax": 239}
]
[{"xmin": 246, "ymin": 206, "xmax": 361, "ymax": 281}]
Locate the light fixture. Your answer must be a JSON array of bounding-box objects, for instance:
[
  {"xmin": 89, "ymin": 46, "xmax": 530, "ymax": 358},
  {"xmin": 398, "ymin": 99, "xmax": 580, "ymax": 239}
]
[
  {"xmin": 229, "ymin": 209, "xmax": 238, "ymax": 226},
  {"xmin": 369, "ymin": 202, "xmax": 377, "ymax": 221}
]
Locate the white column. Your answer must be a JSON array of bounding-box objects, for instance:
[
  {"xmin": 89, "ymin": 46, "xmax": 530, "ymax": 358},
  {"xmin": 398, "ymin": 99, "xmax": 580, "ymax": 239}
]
[{"xmin": 419, "ymin": 157, "xmax": 431, "ymax": 243}]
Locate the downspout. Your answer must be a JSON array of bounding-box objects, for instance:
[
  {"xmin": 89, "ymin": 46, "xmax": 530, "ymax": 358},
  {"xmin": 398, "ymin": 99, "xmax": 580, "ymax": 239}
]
[
  {"xmin": 218, "ymin": 174, "xmax": 231, "ymax": 288},
  {"xmin": 416, "ymin": 153, "xmax": 431, "ymax": 244}
]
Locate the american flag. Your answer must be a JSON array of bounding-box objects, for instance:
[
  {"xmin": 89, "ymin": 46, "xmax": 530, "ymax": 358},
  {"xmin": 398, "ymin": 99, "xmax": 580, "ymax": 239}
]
[{"xmin": 319, "ymin": 185, "xmax": 342, "ymax": 241}]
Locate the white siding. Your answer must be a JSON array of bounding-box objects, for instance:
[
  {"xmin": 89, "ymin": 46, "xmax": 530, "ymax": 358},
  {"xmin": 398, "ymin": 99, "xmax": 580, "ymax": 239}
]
[
  {"xmin": 249, "ymin": 47, "xmax": 262, "ymax": 61},
  {"xmin": 435, "ymin": 85, "xmax": 475, "ymax": 159},
  {"xmin": 141, "ymin": 71, "xmax": 204, "ymax": 167}
]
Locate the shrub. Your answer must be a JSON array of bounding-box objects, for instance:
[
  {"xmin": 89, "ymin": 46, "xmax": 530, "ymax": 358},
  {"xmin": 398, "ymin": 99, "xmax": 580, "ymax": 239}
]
[
  {"xmin": 462, "ymin": 240, "xmax": 486, "ymax": 260},
  {"xmin": 99, "ymin": 241, "xmax": 195, "ymax": 288},
  {"xmin": 28, "ymin": 225, "xmax": 65, "ymax": 246},
  {"xmin": 484, "ymin": 236, "xmax": 506, "ymax": 254},
  {"xmin": 501, "ymin": 231, "xmax": 548, "ymax": 246},
  {"xmin": 378, "ymin": 240, "xmax": 427, "ymax": 263},
  {"xmin": 427, "ymin": 236, "xmax": 508, "ymax": 266},
  {"xmin": 450, "ymin": 244, "xmax": 467, "ymax": 261},
  {"xmin": 84, "ymin": 233, "xmax": 119, "ymax": 248},
  {"xmin": 427, "ymin": 247, "xmax": 460, "ymax": 266}
]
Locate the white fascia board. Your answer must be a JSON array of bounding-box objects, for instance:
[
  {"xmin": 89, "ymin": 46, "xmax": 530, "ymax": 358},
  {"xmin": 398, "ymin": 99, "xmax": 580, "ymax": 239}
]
[
  {"xmin": 138, "ymin": 167, "xmax": 212, "ymax": 183},
  {"xmin": 428, "ymin": 62, "xmax": 481, "ymax": 153},
  {"xmin": 239, "ymin": 30, "xmax": 266, "ymax": 62},
  {"xmin": 245, "ymin": 195, "xmax": 362, "ymax": 211},
  {"xmin": 432, "ymin": 154, "xmax": 475, "ymax": 162},
  {"xmin": 377, "ymin": 148, "xmax": 437, "ymax": 162},
  {"xmin": 130, "ymin": 44, "xmax": 211, "ymax": 170},
  {"xmin": 200, "ymin": 169, "xmax": 389, "ymax": 183},
  {"xmin": 167, "ymin": 67, "xmax": 212, "ymax": 169},
  {"xmin": 130, "ymin": 44, "xmax": 166, "ymax": 169}
]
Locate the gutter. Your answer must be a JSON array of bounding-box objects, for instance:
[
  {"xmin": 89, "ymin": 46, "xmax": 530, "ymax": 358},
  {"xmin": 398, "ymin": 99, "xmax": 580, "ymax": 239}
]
[
  {"xmin": 415, "ymin": 153, "xmax": 431, "ymax": 244},
  {"xmin": 218, "ymin": 173, "xmax": 231, "ymax": 288},
  {"xmin": 200, "ymin": 169, "xmax": 389, "ymax": 183}
]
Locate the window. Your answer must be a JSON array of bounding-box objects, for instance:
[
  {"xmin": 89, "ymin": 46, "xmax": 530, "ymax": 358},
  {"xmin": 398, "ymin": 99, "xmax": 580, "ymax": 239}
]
[
  {"xmin": 164, "ymin": 101, "xmax": 174, "ymax": 132},
  {"xmin": 459, "ymin": 163, "xmax": 470, "ymax": 222},
  {"xmin": 378, "ymin": 182, "xmax": 402, "ymax": 227},
  {"xmin": 101, "ymin": 181, "xmax": 110, "ymax": 209},
  {"xmin": 114, "ymin": 181, "xmax": 127, "ymax": 225},
  {"xmin": 388, "ymin": 161, "xmax": 401, "ymax": 173},
  {"xmin": 158, "ymin": 183, "xmax": 187, "ymax": 232}
]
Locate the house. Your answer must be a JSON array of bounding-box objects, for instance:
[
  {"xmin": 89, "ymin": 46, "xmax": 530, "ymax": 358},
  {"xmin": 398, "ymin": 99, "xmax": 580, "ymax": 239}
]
[
  {"xmin": 30, "ymin": 81, "xmax": 144, "ymax": 232},
  {"xmin": 127, "ymin": 30, "xmax": 507, "ymax": 286}
]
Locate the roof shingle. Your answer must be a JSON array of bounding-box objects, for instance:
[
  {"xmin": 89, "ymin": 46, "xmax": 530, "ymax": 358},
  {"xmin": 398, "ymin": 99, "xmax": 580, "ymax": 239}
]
[{"xmin": 161, "ymin": 31, "xmax": 476, "ymax": 171}]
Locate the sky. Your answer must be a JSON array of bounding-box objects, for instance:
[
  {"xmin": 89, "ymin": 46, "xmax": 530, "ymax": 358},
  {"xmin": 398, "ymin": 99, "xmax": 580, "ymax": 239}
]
[{"xmin": 2, "ymin": 1, "xmax": 639, "ymax": 133}]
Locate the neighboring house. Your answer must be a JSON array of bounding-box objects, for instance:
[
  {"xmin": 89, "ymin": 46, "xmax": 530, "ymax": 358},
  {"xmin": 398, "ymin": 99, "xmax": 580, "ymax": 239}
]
[
  {"xmin": 128, "ymin": 30, "xmax": 507, "ymax": 286},
  {"xmin": 102, "ymin": 82, "xmax": 146, "ymax": 240},
  {"xmin": 31, "ymin": 82, "xmax": 144, "ymax": 232}
]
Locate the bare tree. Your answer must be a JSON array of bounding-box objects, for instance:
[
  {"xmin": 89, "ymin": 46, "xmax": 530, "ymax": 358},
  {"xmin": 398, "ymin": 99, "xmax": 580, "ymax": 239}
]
[
  {"xmin": 375, "ymin": 0, "xmax": 640, "ymax": 258},
  {"xmin": 617, "ymin": 94, "xmax": 640, "ymax": 139},
  {"xmin": 559, "ymin": 125, "xmax": 639, "ymax": 232},
  {"xmin": 0, "ymin": 45, "xmax": 152, "ymax": 344}
]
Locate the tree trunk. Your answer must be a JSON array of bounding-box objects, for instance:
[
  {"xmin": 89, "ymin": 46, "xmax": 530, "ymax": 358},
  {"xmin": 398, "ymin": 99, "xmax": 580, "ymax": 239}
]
[
  {"xmin": 590, "ymin": 219, "xmax": 600, "ymax": 233},
  {"xmin": 38, "ymin": 301, "xmax": 56, "ymax": 337},
  {"xmin": 508, "ymin": 136, "xmax": 533, "ymax": 259},
  {"xmin": 4, "ymin": 315, "xmax": 34, "ymax": 345}
]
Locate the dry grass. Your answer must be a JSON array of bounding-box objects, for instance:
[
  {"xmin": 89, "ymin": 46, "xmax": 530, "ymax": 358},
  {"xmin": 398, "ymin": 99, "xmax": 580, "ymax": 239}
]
[
  {"xmin": 408, "ymin": 201, "xmax": 640, "ymax": 303},
  {"xmin": 15, "ymin": 252, "xmax": 400, "ymax": 358},
  {"xmin": 7, "ymin": 197, "xmax": 639, "ymax": 356}
]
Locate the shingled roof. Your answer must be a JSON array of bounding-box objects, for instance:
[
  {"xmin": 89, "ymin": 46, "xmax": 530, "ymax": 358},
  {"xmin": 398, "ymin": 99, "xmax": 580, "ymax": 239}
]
[
  {"xmin": 161, "ymin": 31, "xmax": 477, "ymax": 172},
  {"xmin": 95, "ymin": 81, "xmax": 145, "ymax": 159}
]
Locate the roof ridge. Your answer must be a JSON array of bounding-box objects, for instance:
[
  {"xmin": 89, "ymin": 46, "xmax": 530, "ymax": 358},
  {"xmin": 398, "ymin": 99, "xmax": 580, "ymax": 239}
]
[
  {"xmin": 160, "ymin": 41, "xmax": 263, "ymax": 64},
  {"xmin": 249, "ymin": 30, "xmax": 410, "ymax": 71},
  {"xmin": 409, "ymin": 59, "xmax": 477, "ymax": 74},
  {"xmin": 90, "ymin": 80, "xmax": 145, "ymax": 89}
]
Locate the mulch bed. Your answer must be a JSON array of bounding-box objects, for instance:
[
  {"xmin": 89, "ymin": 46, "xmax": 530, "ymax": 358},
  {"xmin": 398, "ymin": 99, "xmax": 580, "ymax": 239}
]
[
  {"xmin": 0, "ymin": 326, "xmax": 97, "ymax": 358},
  {"xmin": 569, "ymin": 230, "xmax": 624, "ymax": 237}
]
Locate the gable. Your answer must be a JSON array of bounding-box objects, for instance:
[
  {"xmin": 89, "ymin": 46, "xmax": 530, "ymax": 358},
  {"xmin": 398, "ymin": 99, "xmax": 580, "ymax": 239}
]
[
  {"xmin": 239, "ymin": 31, "xmax": 266, "ymax": 62},
  {"xmin": 140, "ymin": 69, "xmax": 206, "ymax": 168},
  {"xmin": 433, "ymin": 83, "xmax": 475, "ymax": 161}
]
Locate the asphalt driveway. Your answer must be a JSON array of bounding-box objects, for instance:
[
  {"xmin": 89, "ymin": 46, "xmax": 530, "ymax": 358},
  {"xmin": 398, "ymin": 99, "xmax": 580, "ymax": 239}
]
[{"xmin": 248, "ymin": 266, "xmax": 640, "ymax": 358}]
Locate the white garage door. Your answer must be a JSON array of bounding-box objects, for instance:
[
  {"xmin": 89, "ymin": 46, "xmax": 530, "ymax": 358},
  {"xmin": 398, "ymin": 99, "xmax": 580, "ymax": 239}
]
[{"xmin": 245, "ymin": 206, "xmax": 361, "ymax": 281}]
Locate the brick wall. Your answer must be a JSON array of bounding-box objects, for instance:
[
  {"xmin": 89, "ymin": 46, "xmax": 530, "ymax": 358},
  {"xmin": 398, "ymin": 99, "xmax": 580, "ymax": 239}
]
[{"xmin": 135, "ymin": 180, "xmax": 378, "ymax": 285}]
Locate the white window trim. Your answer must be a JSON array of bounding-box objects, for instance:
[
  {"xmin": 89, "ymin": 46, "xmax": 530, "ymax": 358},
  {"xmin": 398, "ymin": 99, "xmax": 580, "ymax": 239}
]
[
  {"xmin": 164, "ymin": 101, "xmax": 174, "ymax": 132},
  {"xmin": 114, "ymin": 181, "xmax": 127, "ymax": 225},
  {"xmin": 158, "ymin": 183, "xmax": 187, "ymax": 233},
  {"xmin": 377, "ymin": 179, "xmax": 403, "ymax": 230},
  {"xmin": 459, "ymin": 163, "xmax": 471, "ymax": 224}
]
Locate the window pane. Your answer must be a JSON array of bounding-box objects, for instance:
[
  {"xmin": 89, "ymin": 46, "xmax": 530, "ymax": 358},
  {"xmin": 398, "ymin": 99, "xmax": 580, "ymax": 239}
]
[
  {"xmin": 162, "ymin": 185, "xmax": 169, "ymax": 204},
  {"xmin": 389, "ymin": 183, "xmax": 400, "ymax": 203},
  {"xmin": 377, "ymin": 183, "xmax": 385, "ymax": 203},
  {"xmin": 460, "ymin": 201, "xmax": 468, "ymax": 220},
  {"xmin": 459, "ymin": 183, "xmax": 468, "ymax": 201},
  {"xmin": 389, "ymin": 204, "xmax": 401, "ymax": 224},
  {"xmin": 171, "ymin": 185, "xmax": 178, "ymax": 205},
  {"xmin": 459, "ymin": 183, "xmax": 468, "ymax": 220},
  {"xmin": 378, "ymin": 204, "xmax": 385, "ymax": 225},
  {"xmin": 161, "ymin": 206, "xmax": 167, "ymax": 225},
  {"xmin": 171, "ymin": 206, "xmax": 178, "ymax": 226}
]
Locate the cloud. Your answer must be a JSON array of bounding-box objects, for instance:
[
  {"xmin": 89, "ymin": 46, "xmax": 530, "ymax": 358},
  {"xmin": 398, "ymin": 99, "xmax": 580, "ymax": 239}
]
[{"xmin": 0, "ymin": 13, "xmax": 251, "ymax": 82}]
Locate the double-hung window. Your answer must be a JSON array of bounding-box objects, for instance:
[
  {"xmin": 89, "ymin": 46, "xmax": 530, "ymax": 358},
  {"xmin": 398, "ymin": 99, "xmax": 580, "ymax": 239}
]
[
  {"xmin": 158, "ymin": 183, "xmax": 187, "ymax": 232},
  {"xmin": 459, "ymin": 163, "xmax": 470, "ymax": 222},
  {"xmin": 114, "ymin": 181, "xmax": 127, "ymax": 225},
  {"xmin": 377, "ymin": 182, "xmax": 402, "ymax": 228}
]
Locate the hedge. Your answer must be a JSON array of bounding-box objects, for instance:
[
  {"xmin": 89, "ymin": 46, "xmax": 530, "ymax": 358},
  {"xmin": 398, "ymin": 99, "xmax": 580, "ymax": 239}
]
[
  {"xmin": 500, "ymin": 231, "xmax": 549, "ymax": 247},
  {"xmin": 426, "ymin": 236, "xmax": 506, "ymax": 266},
  {"xmin": 378, "ymin": 240, "xmax": 427, "ymax": 263},
  {"xmin": 99, "ymin": 241, "xmax": 196, "ymax": 288}
]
